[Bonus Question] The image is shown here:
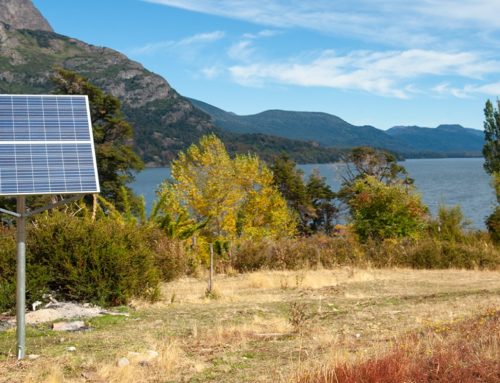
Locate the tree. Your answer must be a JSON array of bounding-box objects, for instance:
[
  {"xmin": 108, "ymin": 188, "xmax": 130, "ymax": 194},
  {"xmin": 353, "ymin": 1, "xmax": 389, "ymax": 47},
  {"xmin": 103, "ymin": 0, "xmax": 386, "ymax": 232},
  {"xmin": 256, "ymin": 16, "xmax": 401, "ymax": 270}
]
[
  {"xmin": 271, "ymin": 154, "xmax": 337, "ymax": 234},
  {"xmin": 306, "ymin": 170, "xmax": 337, "ymax": 234},
  {"xmin": 345, "ymin": 176, "xmax": 428, "ymax": 241},
  {"xmin": 482, "ymin": 99, "xmax": 500, "ymax": 240},
  {"xmin": 341, "ymin": 146, "xmax": 412, "ymax": 186},
  {"xmin": 483, "ymin": 99, "xmax": 500, "ymax": 175},
  {"xmin": 52, "ymin": 69, "xmax": 144, "ymax": 211},
  {"xmin": 271, "ymin": 154, "xmax": 313, "ymax": 232},
  {"xmin": 166, "ymin": 135, "xmax": 295, "ymax": 242}
]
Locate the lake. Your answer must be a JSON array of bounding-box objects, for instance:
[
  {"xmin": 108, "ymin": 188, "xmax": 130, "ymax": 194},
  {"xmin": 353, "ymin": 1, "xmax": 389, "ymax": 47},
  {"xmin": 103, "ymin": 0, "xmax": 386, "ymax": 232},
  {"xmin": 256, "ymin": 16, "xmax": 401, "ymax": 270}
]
[{"xmin": 130, "ymin": 158, "xmax": 496, "ymax": 229}]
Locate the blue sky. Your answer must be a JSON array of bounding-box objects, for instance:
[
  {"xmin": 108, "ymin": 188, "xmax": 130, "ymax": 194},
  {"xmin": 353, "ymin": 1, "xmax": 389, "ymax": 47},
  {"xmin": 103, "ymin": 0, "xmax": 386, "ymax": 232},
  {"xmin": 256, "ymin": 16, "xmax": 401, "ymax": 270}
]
[{"xmin": 33, "ymin": 0, "xmax": 500, "ymax": 130}]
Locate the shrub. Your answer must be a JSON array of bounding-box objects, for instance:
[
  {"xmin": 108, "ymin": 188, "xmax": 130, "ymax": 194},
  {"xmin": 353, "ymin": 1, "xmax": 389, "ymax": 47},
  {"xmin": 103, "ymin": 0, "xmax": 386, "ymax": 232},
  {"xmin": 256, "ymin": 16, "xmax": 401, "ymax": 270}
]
[
  {"xmin": 0, "ymin": 225, "xmax": 52, "ymax": 313},
  {"xmin": 0, "ymin": 212, "xmax": 162, "ymax": 312},
  {"xmin": 231, "ymin": 233, "xmax": 365, "ymax": 272},
  {"xmin": 345, "ymin": 176, "xmax": 428, "ymax": 242},
  {"xmin": 154, "ymin": 236, "xmax": 196, "ymax": 281},
  {"xmin": 486, "ymin": 205, "xmax": 500, "ymax": 243},
  {"xmin": 429, "ymin": 205, "xmax": 470, "ymax": 242}
]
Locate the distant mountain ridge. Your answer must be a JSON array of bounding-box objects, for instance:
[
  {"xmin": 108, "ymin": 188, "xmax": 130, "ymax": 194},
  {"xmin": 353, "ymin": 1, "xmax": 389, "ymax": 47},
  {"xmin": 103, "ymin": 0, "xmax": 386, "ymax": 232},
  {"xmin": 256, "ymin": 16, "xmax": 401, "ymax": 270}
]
[
  {"xmin": 386, "ymin": 124, "xmax": 484, "ymax": 155},
  {"xmin": 189, "ymin": 98, "xmax": 485, "ymax": 158}
]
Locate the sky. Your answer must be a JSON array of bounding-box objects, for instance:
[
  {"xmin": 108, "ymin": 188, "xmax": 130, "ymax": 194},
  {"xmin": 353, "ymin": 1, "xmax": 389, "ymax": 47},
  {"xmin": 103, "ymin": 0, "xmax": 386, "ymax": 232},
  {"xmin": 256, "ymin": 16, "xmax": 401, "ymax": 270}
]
[{"xmin": 32, "ymin": 0, "xmax": 500, "ymax": 130}]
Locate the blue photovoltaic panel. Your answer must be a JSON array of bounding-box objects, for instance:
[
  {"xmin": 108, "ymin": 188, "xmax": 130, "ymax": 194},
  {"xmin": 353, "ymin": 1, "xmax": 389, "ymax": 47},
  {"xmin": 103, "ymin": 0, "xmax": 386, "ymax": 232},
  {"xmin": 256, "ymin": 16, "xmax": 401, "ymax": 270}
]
[{"xmin": 0, "ymin": 95, "xmax": 100, "ymax": 196}]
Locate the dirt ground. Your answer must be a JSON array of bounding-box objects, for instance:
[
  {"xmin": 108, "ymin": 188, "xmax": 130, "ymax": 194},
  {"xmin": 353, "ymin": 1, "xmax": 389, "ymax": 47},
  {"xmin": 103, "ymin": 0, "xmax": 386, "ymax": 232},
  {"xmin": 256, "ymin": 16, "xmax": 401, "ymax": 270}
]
[{"xmin": 0, "ymin": 267, "xmax": 499, "ymax": 382}]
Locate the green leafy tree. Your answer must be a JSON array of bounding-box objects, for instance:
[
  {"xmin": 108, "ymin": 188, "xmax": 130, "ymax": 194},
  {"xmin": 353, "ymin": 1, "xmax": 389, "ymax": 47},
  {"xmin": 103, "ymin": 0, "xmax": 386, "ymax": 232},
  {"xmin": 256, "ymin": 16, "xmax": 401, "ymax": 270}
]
[
  {"xmin": 52, "ymin": 68, "xmax": 144, "ymax": 211},
  {"xmin": 345, "ymin": 176, "xmax": 428, "ymax": 241}
]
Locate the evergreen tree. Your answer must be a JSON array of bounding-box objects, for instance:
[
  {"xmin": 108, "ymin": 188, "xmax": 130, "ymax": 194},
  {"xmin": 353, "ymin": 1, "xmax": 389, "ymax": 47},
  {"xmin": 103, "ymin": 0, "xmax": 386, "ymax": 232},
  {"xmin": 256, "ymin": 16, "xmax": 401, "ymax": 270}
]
[
  {"xmin": 483, "ymin": 99, "xmax": 500, "ymax": 175},
  {"xmin": 306, "ymin": 170, "xmax": 337, "ymax": 234},
  {"xmin": 482, "ymin": 99, "xmax": 500, "ymax": 240},
  {"xmin": 52, "ymin": 69, "xmax": 144, "ymax": 211},
  {"xmin": 271, "ymin": 154, "xmax": 336, "ymax": 234}
]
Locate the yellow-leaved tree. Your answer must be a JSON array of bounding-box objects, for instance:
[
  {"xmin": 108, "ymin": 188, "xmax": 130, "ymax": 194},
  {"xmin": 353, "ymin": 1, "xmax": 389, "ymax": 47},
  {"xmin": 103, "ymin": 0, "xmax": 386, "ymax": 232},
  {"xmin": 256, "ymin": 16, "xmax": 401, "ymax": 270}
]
[{"xmin": 161, "ymin": 135, "xmax": 296, "ymax": 243}]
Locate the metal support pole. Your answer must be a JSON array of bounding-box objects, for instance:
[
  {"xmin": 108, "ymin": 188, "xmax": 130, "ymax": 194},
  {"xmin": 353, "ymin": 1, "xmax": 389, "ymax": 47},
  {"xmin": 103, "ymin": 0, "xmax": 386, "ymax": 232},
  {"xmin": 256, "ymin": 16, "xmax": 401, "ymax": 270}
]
[
  {"xmin": 16, "ymin": 196, "xmax": 26, "ymax": 360},
  {"xmin": 208, "ymin": 243, "xmax": 214, "ymax": 294}
]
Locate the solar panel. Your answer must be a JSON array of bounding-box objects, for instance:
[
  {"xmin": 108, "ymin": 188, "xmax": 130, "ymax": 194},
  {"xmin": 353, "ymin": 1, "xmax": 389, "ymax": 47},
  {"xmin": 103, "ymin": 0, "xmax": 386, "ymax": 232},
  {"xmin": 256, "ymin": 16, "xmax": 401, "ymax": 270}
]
[{"xmin": 0, "ymin": 95, "xmax": 100, "ymax": 196}]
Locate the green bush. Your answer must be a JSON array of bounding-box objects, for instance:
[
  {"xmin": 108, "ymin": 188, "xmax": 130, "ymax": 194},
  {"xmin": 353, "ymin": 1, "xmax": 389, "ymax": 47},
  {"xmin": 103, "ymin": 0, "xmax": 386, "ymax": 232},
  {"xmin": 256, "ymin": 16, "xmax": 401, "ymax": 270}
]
[
  {"xmin": 345, "ymin": 176, "xmax": 428, "ymax": 242},
  {"xmin": 29, "ymin": 212, "xmax": 160, "ymax": 306},
  {"xmin": 0, "ymin": 213, "xmax": 162, "ymax": 312},
  {"xmin": 0, "ymin": 225, "xmax": 53, "ymax": 313}
]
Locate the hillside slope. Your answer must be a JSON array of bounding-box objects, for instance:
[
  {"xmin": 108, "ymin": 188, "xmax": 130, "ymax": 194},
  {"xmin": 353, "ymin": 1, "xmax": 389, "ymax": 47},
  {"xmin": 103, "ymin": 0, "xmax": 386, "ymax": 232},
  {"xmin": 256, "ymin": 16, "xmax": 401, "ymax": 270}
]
[
  {"xmin": 190, "ymin": 98, "xmax": 484, "ymax": 157},
  {"xmin": 189, "ymin": 98, "xmax": 406, "ymax": 152},
  {"xmin": 0, "ymin": 21, "xmax": 217, "ymax": 166},
  {"xmin": 387, "ymin": 124, "xmax": 484, "ymax": 156}
]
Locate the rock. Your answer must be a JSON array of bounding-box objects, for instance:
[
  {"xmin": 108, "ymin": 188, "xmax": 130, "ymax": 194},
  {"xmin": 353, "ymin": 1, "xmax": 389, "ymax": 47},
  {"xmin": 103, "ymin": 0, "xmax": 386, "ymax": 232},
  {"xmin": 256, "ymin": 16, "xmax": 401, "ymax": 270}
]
[
  {"xmin": 66, "ymin": 346, "xmax": 76, "ymax": 352},
  {"xmin": 0, "ymin": 0, "xmax": 53, "ymax": 32},
  {"xmin": 52, "ymin": 321, "xmax": 86, "ymax": 331},
  {"xmin": 27, "ymin": 354, "xmax": 40, "ymax": 360},
  {"xmin": 31, "ymin": 301, "xmax": 42, "ymax": 311},
  {"xmin": 117, "ymin": 357, "xmax": 130, "ymax": 367},
  {"xmin": 146, "ymin": 350, "xmax": 159, "ymax": 360}
]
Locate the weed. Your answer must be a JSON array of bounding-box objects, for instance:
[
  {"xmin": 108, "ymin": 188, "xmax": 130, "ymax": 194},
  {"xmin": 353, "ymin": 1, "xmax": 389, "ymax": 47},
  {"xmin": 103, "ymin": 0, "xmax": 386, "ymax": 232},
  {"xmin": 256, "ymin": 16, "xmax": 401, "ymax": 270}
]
[{"xmin": 289, "ymin": 302, "xmax": 309, "ymax": 333}]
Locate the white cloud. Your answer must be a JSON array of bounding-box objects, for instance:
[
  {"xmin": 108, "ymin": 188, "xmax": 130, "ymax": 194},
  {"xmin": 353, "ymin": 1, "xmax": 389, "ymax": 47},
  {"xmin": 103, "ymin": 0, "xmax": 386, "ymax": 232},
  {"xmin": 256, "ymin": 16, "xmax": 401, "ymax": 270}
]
[
  {"xmin": 143, "ymin": 0, "xmax": 500, "ymax": 48},
  {"xmin": 131, "ymin": 30, "xmax": 225, "ymax": 55},
  {"xmin": 228, "ymin": 49, "xmax": 500, "ymax": 98},
  {"xmin": 227, "ymin": 40, "xmax": 255, "ymax": 61},
  {"xmin": 433, "ymin": 81, "xmax": 500, "ymax": 98},
  {"xmin": 416, "ymin": 0, "xmax": 500, "ymax": 28},
  {"xmin": 242, "ymin": 29, "xmax": 280, "ymax": 39},
  {"xmin": 200, "ymin": 65, "xmax": 222, "ymax": 79}
]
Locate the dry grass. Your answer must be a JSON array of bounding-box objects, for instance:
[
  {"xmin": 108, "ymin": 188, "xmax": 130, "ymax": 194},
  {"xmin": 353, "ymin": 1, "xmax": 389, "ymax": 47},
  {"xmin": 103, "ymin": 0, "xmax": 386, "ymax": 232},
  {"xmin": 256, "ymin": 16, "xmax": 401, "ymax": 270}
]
[
  {"xmin": 0, "ymin": 267, "xmax": 499, "ymax": 382},
  {"xmin": 295, "ymin": 308, "xmax": 500, "ymax": 383}
]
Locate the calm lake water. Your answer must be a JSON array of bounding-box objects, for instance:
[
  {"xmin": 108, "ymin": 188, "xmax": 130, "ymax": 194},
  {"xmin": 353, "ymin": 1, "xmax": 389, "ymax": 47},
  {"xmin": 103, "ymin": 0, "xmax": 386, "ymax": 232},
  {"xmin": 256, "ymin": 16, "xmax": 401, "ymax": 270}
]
[{"xmin": 130, "ymin": 158, "xmax": 495, "ymax": 229}]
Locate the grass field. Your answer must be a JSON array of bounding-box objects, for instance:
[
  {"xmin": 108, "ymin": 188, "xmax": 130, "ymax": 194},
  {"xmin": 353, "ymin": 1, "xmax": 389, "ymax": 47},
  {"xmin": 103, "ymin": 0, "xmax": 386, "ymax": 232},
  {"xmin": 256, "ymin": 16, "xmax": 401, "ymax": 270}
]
[{"xmin": 0, "ymin": 268, "xmax": 499, "ymax": 382}]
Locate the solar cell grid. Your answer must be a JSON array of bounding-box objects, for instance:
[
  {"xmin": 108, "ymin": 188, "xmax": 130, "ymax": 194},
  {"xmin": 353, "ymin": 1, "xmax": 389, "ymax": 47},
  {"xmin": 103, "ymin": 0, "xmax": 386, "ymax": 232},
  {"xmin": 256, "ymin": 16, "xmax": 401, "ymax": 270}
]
[{"xmin": 0, "ymin": 95, "xmax": 99, "ymax": 196}]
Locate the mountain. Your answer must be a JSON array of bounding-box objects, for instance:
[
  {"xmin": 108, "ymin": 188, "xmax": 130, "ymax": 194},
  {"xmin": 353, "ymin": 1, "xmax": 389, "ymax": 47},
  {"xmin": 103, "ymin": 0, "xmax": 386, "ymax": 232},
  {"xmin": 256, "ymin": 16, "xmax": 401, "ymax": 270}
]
[
  {"xmin": 386, "ymin": 124, "xmax": 484, "ymax": 156},
  {"xmin": 0, "ymin": 11, "xmax": 216, "ymax": 166},
  {"xmin": 0, "ymin": 0, "xmax": 349, "ymax": 166},
  {"xmin": 189, "ymin": 98, "xmax": 406, "ymax": 152},
  {"xmin": 190, "ymin": 98, "xmax": 484, "ymax": 158},
  {"xmin": 0, "ymin": 0, "xmax": 52, "ymax": 32}
]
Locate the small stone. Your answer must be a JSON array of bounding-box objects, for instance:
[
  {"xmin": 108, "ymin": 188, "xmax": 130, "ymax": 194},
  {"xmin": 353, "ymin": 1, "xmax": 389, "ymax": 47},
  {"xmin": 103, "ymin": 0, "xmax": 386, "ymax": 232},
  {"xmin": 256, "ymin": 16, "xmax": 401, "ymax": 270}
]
[
  {"xmin": 28, "ymin": 354, "xmax": 40, "ymax": 360},
  {"xmin": 66, "ymin": 346, "xmax": 76, "ymax": 352},
  {"xmin": 146, "ymin": 350, "xmax": 159, "ymax": 360},
  {"xmin": 52, "ymin": 321, "xmax": 86, "ymax": 331},
  {"xmin": 355, "ymin": 333, "xmax": 361, "ymax": 338},
  {"xmin": 117, "ymin": 357, "xmax": 130, "ymax": 367}
]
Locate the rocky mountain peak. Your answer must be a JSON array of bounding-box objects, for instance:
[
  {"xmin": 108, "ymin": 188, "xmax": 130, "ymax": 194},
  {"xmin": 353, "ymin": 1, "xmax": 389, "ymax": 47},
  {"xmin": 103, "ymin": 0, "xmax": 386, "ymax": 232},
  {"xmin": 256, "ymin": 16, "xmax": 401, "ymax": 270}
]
[{"xmin": 0, "ymin": 0, "xmax": 53, "ymax": 32}]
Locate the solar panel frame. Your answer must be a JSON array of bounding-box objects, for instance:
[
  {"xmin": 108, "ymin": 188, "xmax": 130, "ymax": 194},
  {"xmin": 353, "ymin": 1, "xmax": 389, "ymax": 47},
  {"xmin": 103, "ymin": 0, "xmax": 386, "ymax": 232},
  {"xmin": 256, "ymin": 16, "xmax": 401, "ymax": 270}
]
[{"xmin": 0, "ymin": 94, "xmax": 100, "ymax": 196}]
